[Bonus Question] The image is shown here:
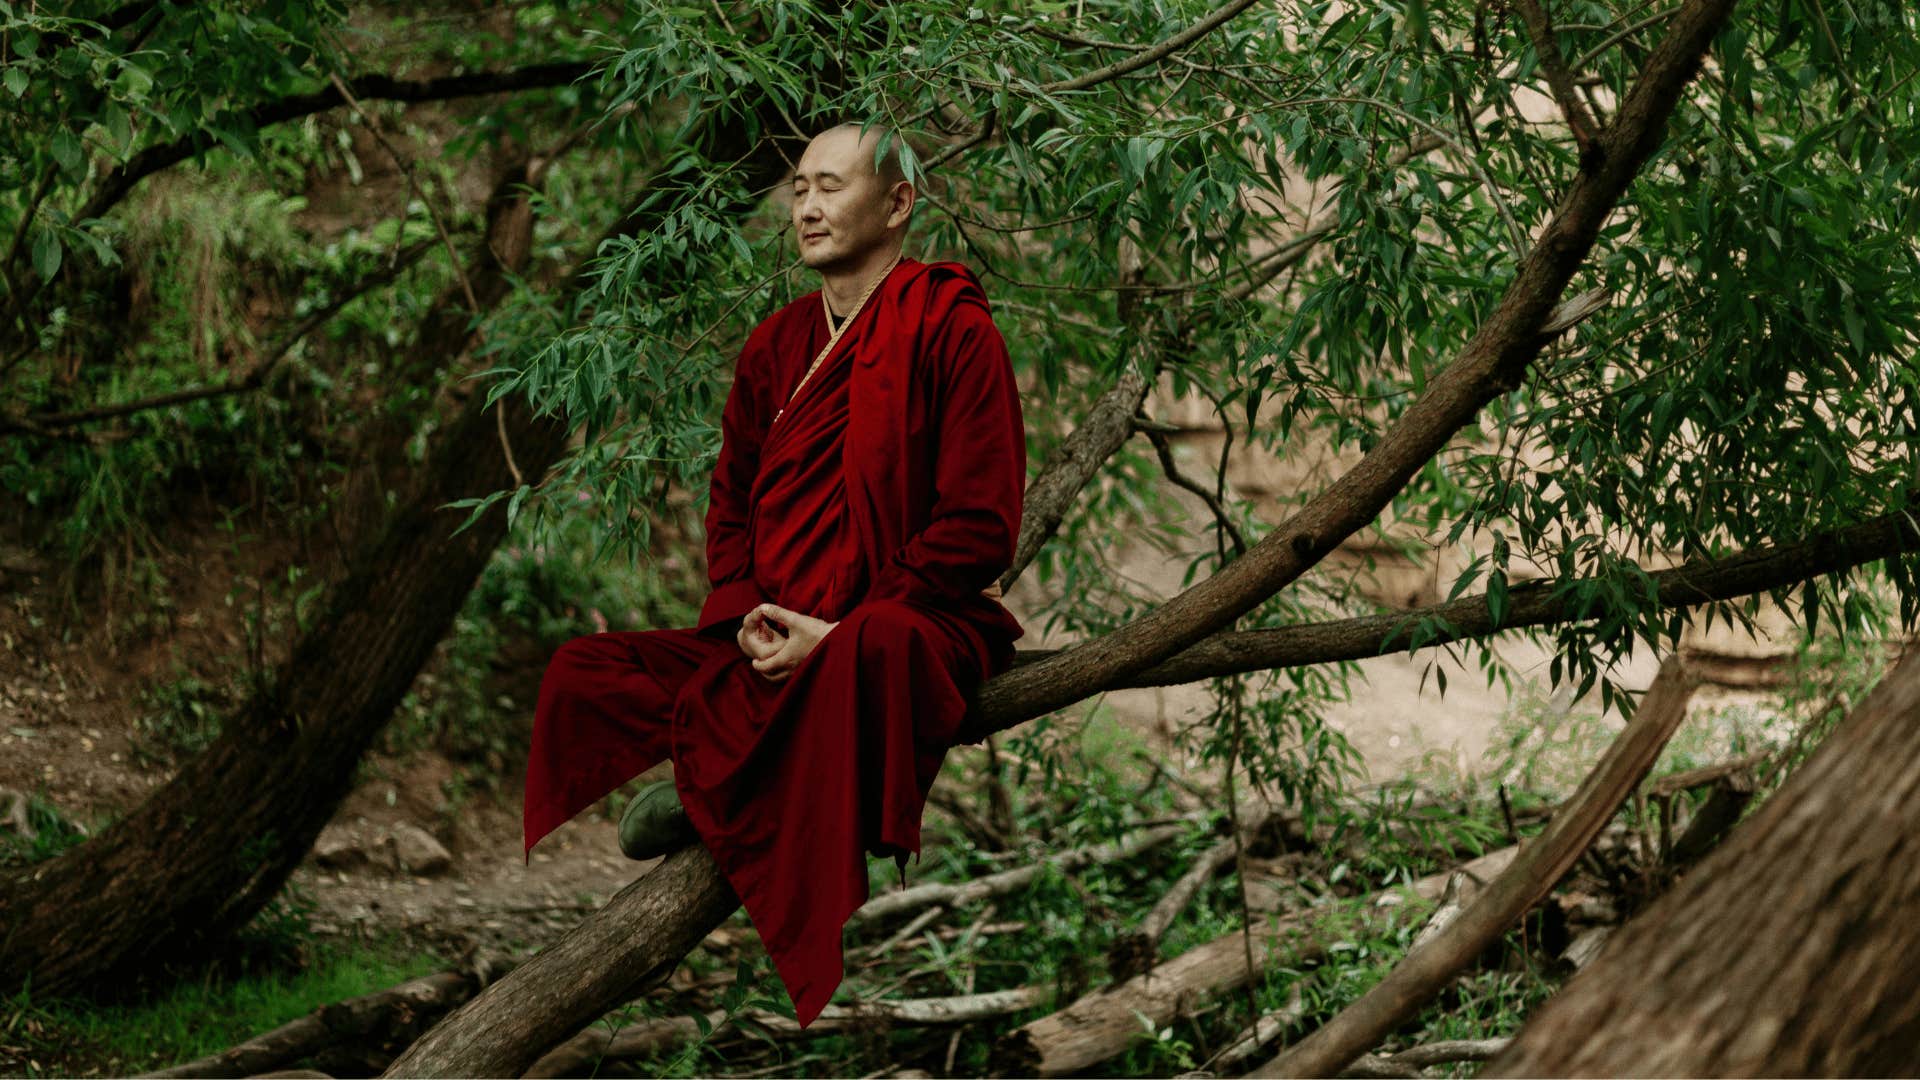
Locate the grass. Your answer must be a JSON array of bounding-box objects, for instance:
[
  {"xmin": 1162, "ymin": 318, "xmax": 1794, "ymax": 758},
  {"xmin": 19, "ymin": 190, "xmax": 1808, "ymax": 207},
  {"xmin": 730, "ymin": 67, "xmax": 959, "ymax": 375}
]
[{"xmin": 1, "ymin": 936, "xmax": 443, "ymax": 1077}]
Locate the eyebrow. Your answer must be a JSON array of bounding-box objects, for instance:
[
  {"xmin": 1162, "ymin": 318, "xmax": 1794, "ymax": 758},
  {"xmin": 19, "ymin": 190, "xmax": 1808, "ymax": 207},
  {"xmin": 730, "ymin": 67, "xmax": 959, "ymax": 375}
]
[{"xmin": 792, "ymin": 170, "xmax": 845, "ymax": 183}]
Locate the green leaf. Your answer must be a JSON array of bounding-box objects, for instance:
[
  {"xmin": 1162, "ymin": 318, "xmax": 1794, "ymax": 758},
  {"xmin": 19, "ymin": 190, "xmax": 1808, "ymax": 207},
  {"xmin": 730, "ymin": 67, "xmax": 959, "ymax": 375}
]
[
  {"xmin": 3, "ymin": 66, "xmax": 26, "ymax": 98},
  {"xmin": 52, "ymin": 129, "xmax": 83, "ymax": 176},
  {"xmin": 30, "ymin": 229, "xmax": 61, "ymax": 281}
]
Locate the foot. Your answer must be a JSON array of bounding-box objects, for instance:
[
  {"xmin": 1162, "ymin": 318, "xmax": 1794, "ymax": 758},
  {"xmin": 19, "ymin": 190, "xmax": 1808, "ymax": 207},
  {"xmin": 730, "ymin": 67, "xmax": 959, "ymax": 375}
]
[{"xmin": 618, "ymin": 779, "xmax": 697, "ymax": 860}]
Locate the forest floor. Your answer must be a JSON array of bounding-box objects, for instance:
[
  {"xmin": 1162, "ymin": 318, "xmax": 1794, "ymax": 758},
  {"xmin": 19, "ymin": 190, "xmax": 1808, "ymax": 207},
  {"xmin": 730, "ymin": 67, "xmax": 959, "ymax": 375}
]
[{"xmin": 0, "ymin": 509, "xmax": 653, "ymax": 967}]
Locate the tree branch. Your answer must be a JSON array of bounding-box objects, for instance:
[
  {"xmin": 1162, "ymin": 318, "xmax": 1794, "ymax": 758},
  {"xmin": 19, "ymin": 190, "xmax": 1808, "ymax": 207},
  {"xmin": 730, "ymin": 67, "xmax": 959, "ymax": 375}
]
[
  {"xmin": 1514, "ymin": 0, "xmax": 1605, "ymax": 154},
  {"xmin": 74, "ymin": 61, "xmax": 594, "ymax": 225},
  {"xmin": 0, "ymin": 240, "xmax": 435, "ymax": 436},
  {"xmin": 1249, "ymin": 657, "xmax": 1699, "ymax": 1077},
  {"xmin": 969, "ymin": 0, "xmax": 1736, "ymax": 732},
  {"xmin": 991, "ymin": 507, "xmax": 1920, "ymax": 698}
]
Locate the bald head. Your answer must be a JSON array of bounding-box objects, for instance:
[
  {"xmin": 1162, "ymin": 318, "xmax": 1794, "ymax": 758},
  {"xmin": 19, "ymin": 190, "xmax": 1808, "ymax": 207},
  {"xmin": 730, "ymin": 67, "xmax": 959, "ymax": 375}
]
[
  {"xmin": 791, "ymin": 122, "xmax": 916, "ymax": 272},
  {"xmin": 826, "ymin": 121, "xmax": 909, "ymax": 188}
]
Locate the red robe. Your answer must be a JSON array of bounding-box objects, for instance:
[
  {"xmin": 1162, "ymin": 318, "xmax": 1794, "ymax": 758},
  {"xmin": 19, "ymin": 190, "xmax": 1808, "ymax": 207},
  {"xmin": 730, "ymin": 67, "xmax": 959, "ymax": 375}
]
[{"xmin": 522, "ymin": 256, "xmax": 1026, "ymax": 1028}]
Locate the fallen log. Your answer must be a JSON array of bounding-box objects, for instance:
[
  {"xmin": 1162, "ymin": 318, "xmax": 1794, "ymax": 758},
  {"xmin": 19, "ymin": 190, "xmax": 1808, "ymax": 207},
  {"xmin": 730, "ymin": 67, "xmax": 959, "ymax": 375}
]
[
  {"xmin": 1247, "ymin": 657, "xmax": 1697, "ymax": 1078},
  {"xmin": 1336, "ymin": 1037, "xmax": 1511, "ymax": 1077},
  {"xmin": 528, "ymin": 987, "xmax": 1051, "ymax": 1076},
  {"xmin": 1181, "ymin": 982, "xmax": 1307, "ymax": 1078},
  {"xmin": 989, "ymin": 845, "xmax": 1518, "ymax": 1077},
  {"xmin": 145, "ymin": 971, "xmax": 479, "ymax": 1079}
]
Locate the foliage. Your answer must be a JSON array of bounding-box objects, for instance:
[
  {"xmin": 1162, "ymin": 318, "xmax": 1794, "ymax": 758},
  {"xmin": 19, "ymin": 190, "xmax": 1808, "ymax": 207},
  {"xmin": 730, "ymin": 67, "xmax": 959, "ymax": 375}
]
[
  {"xmin": 382, "ymin": 485, "xmax": 704, "ymax": 777},
  {"xmin": 0, "ymin": 788, "xmax": 95, "ymax": 869}
]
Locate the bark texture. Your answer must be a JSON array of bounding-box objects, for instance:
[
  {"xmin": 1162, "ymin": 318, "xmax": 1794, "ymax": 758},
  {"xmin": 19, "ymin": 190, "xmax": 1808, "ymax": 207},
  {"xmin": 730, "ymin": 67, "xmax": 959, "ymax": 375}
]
[
  {"xmin": 385, "ymin": 845, "xmax": 739, "ymax": 1077},
  {"xmin": 1483, "ymin": 645, "xmax": 1920, "ymax": 1076}
]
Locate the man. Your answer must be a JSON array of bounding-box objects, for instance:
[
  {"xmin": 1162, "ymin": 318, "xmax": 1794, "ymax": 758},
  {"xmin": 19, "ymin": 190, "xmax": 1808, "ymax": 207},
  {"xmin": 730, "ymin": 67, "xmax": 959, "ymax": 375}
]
[{"xmin": 521, "ymin": 120, "xmax": 1027, "ymax": 1029}]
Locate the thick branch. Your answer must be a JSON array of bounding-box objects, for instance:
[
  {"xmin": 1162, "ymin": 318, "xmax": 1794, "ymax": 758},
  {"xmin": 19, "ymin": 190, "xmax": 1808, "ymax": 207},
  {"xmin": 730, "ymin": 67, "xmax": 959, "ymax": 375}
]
[
  {"xmin": 988, "ymin": 507, "xmax": 1920, "ymax": 701},
  {"xmin": 970, "ymin": 0, "xmax": 1737, "ymax": 731},
  {"xmin": 75, "ymin": 61, "xmax": 593, "ymax": 224}
]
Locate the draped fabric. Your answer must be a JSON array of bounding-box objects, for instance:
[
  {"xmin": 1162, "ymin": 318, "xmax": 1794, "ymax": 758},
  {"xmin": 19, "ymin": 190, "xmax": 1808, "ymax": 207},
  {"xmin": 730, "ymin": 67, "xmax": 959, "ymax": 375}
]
[{"xmin": 522, "ymin": 257, "xmax": 1026, "ymax": 1027}]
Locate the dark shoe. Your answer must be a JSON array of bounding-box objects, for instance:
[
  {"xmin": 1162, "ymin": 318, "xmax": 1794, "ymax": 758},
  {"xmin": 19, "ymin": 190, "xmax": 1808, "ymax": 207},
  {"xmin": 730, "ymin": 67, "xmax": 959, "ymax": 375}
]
[{"xmin": 619, "ymin": 779, "xmax": 697, "ymax": 860}]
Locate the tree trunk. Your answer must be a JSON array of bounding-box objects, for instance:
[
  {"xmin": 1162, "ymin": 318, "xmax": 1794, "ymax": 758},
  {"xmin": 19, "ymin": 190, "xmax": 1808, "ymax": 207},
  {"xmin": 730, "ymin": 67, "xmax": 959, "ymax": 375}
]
[
  {"xmin": 1482, "ymin": 643, "xmax": 1920, "ymax": 1076},
  {"xmin": 382, "ymin": 2, "xmax": 1741, "ymax": 1071},
  {"xmin": 0, "ymin": 382, "xmax": 571, "ymax": 996}
]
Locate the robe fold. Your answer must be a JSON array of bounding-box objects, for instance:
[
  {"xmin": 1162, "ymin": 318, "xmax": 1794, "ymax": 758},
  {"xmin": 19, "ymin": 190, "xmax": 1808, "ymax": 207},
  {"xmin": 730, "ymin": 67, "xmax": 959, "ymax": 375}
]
[{"xmin": 522, "ymin": 256, "xmax": 1026, "ymax": 1028}]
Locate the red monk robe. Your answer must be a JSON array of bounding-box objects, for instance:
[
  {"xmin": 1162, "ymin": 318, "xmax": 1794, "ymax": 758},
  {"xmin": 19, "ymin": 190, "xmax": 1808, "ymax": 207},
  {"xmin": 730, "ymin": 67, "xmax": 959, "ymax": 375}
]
[{"xmin": 522, "ymin": 256, "xmax": 1026, "ymax": 1028}]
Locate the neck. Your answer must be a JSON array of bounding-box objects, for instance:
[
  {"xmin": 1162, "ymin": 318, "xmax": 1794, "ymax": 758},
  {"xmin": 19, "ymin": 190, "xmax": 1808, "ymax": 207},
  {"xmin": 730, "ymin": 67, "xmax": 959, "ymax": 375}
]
[{"xmin": 819, "ymin": 244, "xmax": 904, "ymax": 314}]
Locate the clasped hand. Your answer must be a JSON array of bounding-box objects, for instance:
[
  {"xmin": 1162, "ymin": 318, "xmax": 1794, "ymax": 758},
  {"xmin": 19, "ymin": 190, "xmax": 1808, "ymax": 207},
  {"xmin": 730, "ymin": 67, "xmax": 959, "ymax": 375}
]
[{"xmin": 736, "ymin": 602, "xmax": 838, "ymax": 682}]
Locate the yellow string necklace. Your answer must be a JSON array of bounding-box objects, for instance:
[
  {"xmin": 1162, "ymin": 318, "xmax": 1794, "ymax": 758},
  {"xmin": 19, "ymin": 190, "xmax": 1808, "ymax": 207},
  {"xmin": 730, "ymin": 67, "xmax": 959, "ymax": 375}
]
[{"xmin": 774, "ymin": 250, "xmax": 903, "ymax": 424}]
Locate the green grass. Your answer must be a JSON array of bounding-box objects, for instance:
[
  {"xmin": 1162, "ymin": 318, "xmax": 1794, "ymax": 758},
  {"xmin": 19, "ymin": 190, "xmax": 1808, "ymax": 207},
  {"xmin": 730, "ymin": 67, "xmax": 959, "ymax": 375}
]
[{"xmin": 1, "ymin": 937, "xmax": 443, "ymax": 1077}]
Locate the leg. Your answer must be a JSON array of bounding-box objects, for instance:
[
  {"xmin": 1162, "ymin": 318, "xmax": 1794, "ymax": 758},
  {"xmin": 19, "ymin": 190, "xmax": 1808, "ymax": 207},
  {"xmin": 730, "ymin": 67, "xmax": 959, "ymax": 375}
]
[
  {"xmin": 668, "ymin": 597, "xmax": 990, "ymax": 1027},
  {"xmin": 522, "ymin": 627, "xmax": 732, "ymax": 856}
]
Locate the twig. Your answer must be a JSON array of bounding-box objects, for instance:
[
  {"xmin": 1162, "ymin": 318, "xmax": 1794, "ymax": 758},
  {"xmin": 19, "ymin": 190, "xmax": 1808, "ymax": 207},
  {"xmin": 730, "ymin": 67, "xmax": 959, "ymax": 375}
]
[{"xmin": 327, "ymin": 72, "xmax": 479, "ymax": 314}]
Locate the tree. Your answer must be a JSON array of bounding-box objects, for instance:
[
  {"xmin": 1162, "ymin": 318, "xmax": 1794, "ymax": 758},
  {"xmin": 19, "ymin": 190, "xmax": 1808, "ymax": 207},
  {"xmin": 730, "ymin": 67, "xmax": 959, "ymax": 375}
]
[
  {"xmin": 0, "ymin": 0, "xmax": 801, "ymax": 994},
  {"xmin": 4, "ymin": 0, "xmax": 1916, "ymax": 1071}
]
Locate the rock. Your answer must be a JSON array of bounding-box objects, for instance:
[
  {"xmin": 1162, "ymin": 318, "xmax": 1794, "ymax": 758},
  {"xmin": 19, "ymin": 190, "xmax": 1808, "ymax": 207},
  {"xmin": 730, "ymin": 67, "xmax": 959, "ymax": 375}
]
[
  {"xmin": 389, "ymin": 822, "xmax": 452, "ymax": 876},
  {"xmin": 313, "ymin": 824, "xmax": 377, "ymax": 870}
]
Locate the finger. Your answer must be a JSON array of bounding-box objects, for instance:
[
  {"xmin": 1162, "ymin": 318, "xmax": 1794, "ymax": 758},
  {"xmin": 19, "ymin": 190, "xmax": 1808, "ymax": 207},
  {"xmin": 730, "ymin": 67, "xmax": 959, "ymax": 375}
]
[{"xmin": 759, "ymin": 603, "xmax": 811, "ymax": 629}]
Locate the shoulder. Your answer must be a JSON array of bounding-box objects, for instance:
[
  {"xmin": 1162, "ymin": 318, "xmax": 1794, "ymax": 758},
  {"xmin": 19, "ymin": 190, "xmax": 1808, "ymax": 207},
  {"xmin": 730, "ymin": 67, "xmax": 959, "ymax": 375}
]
[
  {"xmin": 737, "ymin": 289, "xmax": 819, "ymax": 370},
  {"xmin": 912, "ymin": 259, "xmax": 993, "ymax": 315}
]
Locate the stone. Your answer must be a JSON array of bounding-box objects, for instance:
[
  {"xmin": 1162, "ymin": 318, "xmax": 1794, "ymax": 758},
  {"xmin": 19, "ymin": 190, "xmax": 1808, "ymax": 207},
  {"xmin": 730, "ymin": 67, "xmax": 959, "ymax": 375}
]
[{"xmin": 389, "ymin": 822, "xmax": 452, "ymax": 876}]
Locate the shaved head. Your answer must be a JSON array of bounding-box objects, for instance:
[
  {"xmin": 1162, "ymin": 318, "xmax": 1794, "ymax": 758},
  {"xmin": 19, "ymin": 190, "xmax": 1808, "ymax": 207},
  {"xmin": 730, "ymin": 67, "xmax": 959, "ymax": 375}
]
[{"xmin": 826, "ymin": 120, "xmax": 909, "ymax": 188}]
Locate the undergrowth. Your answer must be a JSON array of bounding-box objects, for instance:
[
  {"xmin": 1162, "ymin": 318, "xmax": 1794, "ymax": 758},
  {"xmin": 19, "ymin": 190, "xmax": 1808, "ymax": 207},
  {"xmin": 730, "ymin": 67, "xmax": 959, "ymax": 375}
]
[{"xmin": 0, "ymin": 933, "xmax": 440, "ymax": 1078}]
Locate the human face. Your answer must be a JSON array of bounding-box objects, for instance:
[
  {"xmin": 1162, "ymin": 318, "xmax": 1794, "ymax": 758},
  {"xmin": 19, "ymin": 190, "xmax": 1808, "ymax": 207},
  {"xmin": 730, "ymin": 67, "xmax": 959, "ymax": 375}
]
[{"xmin": 790, "ymin": 128, "xmax": 905, "ymax": 271}]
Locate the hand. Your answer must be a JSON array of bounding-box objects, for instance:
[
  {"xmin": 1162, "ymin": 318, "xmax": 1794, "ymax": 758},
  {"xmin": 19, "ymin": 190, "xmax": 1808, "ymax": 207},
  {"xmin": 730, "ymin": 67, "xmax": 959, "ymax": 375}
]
[
  {"xmin": 737, "ymin": 606, "xmax": 787, "ymax": 662},
  {"xmin": 746, "ymin": 602, "xmax": 838, "ymax": 682}
]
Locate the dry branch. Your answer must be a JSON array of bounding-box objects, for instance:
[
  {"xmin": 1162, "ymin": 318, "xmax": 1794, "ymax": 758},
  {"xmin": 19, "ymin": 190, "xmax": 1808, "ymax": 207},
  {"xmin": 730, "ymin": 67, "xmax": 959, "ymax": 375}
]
[
  {"xmin": 850, "ymin": 817, "xmax": 1196, "ymax": 925},
  {"xmin": 1109, "ymin": 807, "xmax": 1284, "ymax": 981},
  {"xmin": 991, "ymin": 846, "xmax": 1519, "ymax": 1077},
  {"xmin": 1247, "ymin": 657, "xmax": 1698, "ymax": 1077}
]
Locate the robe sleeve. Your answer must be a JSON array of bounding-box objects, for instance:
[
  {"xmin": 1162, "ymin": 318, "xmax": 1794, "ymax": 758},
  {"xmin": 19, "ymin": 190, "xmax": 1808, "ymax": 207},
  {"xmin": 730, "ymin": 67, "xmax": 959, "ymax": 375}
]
[
  {"xmin": 865, "ymin": 294, "xmax": 1026, "ymax": 606},
  {"xmin": 697, "ymin": 324, "xmax": 775, "ymax": 639}
]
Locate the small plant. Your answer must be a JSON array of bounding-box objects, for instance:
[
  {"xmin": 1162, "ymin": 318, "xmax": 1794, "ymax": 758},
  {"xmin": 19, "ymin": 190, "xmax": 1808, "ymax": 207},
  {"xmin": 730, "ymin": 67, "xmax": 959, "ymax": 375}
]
[{"xmin": 0, "ymin": 789, "xmax": 95, "ymax": 868}]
